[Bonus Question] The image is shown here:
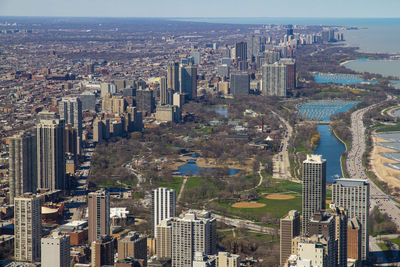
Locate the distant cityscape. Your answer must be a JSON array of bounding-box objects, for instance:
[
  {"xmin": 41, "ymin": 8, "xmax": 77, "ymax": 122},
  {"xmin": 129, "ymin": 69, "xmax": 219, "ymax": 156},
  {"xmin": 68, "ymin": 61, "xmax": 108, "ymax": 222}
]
[{"xmin": 0, "ymin": 16, "xmax": 399, "ymax": 267}]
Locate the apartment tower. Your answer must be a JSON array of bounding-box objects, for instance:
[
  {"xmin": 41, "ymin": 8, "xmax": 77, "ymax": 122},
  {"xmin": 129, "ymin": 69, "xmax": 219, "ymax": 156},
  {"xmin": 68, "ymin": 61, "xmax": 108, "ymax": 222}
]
[
  {"xmin": 152, "ymin": 187, "xmax": 176, "ymax": 236},
  {"xmin": 88, "ymin": 189, "xmax": 110, "ymax": 243},
  {"xmin": 280, "ymin": 210, "xmax": 300, "ymax": 266}
]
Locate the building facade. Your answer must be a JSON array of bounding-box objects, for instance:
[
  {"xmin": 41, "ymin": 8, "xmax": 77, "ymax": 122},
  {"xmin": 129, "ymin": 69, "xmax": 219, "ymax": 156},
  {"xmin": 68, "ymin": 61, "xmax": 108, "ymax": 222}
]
[
  {"xmin": 280, "ymin": 210, "xmax": 300, "ymax": 266},
  {"xmin": 301, "ymin": 154, "xmax": 326, "ymax": 235},
  {"xmin": 41, "ymin": 232, "xmax": 70, "ymax": 267},
  {"xmin": 230, "ymin": 72, "xmax": 250, "ymax": 96},
  {"xmin": 118, "ymin": 231, "xmax": 147, "ymax": 261},
  {"xmin": 8, "ymin": 132, "xmax": 37, "ymax": 204},
  {"xmin": 152, "ymin": 187, "xmax": 176, "ymax": 236},
  {"xmin": 262, "ymin": 62, "xmax": 287, "ymax": 97},
  {"xmin": 88, "ymin": 189, "xmax": 110, "ymax": 243}
]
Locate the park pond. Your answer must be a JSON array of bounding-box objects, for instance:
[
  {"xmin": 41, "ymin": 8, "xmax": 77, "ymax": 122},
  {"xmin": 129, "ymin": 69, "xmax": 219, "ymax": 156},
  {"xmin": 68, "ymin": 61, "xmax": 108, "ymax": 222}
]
[
  {"xmin": 173, "ymin": 159, "xmax": 239, "ymax": 176},
  {"xmin": 299, "ymin": 100, "xmax": 359, "ymax": 182},
  {"xmin": 313, "ymin": 72, "xmax": 377, "ymax": 85}
]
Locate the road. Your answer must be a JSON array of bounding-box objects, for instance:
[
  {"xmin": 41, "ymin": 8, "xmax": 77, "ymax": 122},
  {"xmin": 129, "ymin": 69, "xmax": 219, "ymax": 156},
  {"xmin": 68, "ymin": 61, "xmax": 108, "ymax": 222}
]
[
  {"xmin": 192, "ymin": 209, "xmax": 278, "ymax": 235},
  {"xmin": 346, "ymin": 95, "xmax": 400, "ymax": 265},
  {"xmin": 270, "ymin": 110, "xmax": 299, "ymax": 182}
]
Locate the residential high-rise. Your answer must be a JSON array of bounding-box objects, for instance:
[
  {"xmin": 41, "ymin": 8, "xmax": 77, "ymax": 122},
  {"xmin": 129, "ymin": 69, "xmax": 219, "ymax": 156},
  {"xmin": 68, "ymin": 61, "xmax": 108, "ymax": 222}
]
[
  {"xmin": 160, "ymin": 76, "xmax": 170, "ymax": 105},
  {"xmin": 262, "ymin": 62, "xmax": 287, "ymax": 97},
  {"xmin": 36, "ymin": 116, "xmax": 66, "ymax": 191},
  {"xmin": 136, "ymin": 89, "xmax": 155, "ymax": 114},
  {"xmin": 91, "ymin": 235, "xmax": 115, "ymax": 267},
  {"xmin": 230, "ymin": 72, "xmax": 250, "ymax": 96},
  {"xmin": 167, "ymin": 62, "xmax": 180, "ymax": 92},
  {"xmin": 118, "ymin": 231, "xmax": 147, "ymax": 261},
  {"xmin": 8, "ymin": 132, "xmax": 37, "ymax": 204},
  {"xmin": 80, "ymin": 91, "xmax": 96, "ymax": 112},
  {"xmin": 156, "ymin": 219, "xmax": 172, "ymax": 259},
  {"xmin": 332, "ymin": 179, "xmax": 369, "ymax": 261},
  {"xmin": 246, "ymin": 35, "xmax": 263, "ymax": 61},
  {"xmin": 279, "ymin": 58, "xmax": 296, "ymax": 90},
  {"xmin": 301, "ymin": 154, "xmax": 326, "ymax": 235},
  {"xmin": 152, "ymin": 187, "xmax": 176, "ymax": 236},
  {"xmin": 88, "ymin": 189, "xmax": 110, "ymax": 243},
  {"xmin": 280, "ymin": 210, "xmax": 300, "ymax": 266},
  {"xmin": 171, "ymin": 211, "xmax": 216, "ymax": 267},
  {"xmin": 41, "ymin": 232, "xmax": 70, "ymax": 267},
  {"xmin": 347, "ymin": 217, "xmax": 361, "ymax": 263},
  {"xmin": 264, "ymin": 50, "xmax": 281, "ymax": 64},
  {"xmin": 294, "ymin": 235, "xmax": 330, "ymax": 267},
  {"xmin": 59, "ymin": 97, "xmax": 82, "ymax": 154},
  {"xmin": 326, "ymin": 206, "xmax": 347, "ymax": 267},
  {"xmin": 14, "ymin": 193, "xmax": 41, "ymax": 262},
  {"xmin": 179, "ymin": 64, "xmax": 197, "ymax": 99},
  {"xmin": 234, "ymin": 42, "xmax": 247, "ymax": 62}
]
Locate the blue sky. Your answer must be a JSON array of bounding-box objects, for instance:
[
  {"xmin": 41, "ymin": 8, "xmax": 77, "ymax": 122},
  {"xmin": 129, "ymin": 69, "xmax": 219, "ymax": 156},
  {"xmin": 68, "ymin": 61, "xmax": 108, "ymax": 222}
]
[{"xmin": 0, "ymin": 0, "xmax": 399, "ymax": 18}]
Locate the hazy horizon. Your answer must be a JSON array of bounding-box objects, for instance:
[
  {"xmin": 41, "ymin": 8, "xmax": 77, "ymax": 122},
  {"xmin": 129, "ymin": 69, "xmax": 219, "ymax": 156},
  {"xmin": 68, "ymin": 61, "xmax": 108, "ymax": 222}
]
[{"xmin": 1, "ymin": 0, "xmax": 400, "ymax": 19}]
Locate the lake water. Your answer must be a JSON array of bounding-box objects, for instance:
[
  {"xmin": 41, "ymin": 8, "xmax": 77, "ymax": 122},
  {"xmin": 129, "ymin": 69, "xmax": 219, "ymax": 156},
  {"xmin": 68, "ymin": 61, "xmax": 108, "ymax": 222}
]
[
  {"xmin": 313, "ymin": 73, "xmax": 376, "ymax": 85},
  {"xmin": 208, "ymin": 106, "xmax": 228, "ymax": 118},
  {"xmin": 174, "ymin": 159, "xmax": 239, "ymax": 176},
  {"xmin": 343, "ymin": 59, "xmax": 400, "ymax": 79}
]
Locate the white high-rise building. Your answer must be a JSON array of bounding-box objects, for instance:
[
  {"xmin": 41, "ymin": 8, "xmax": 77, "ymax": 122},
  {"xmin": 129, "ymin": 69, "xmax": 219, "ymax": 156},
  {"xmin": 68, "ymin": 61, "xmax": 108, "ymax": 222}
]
[
  {"xmin": 262, "ymin": 62, "xmax": 287, "ymax": 97},
  {"xmin": 41, "ymin": 232, "xmax": 70, "ymax": 267},
  {"xmin": 302, "ymin": 154, "xmax": 326, "ymax": 235},
  {"xmin": 59, "ymin": 97, "xmax": 82, "ymax": 154},
  {"xmin": 14, "ymin": 193, "xmax": 41, "ymax": 262},
  {"xmin": 171, "ymin": 211, "xmax": 216, "ymax": 267},
  {"xmin": 152, "ymin": 187, "xmax": 176, "ymax": 236},
  {"xmin": 36, "ymin": 116, "xmax": 66, "ymax": 190},
  {"xmin": 332, "ymin": 179, "xmax": 369, "ymax": 261},
  {"xmin": 8, "ymin": 131, "xmax": 37, "ymax": 204}
]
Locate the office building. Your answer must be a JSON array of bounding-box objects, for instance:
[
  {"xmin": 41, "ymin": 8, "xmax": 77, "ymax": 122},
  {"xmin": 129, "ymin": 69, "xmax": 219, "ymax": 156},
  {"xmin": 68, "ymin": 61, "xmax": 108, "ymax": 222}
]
[
  {"xmin": 8, "ymin": 132, "xmax": 37, "ymax": 204},
  {"xmin": 332, "ymin": 179, "xmax": 369, "ymax": 261},
  {"xmin": 190, "ymin": 51, "xmax": 201, "ymax": 65},
  {"xmin": 91, "ymin": 235, "xmax": 114, "ymax": 267},
  {"xmin": 217, "ymin": 252, "xmax": 240, "ymax": 267},
  {"xmin": 167, "ymin": 62, "xmax": 179, "ymax": 92},
  {"xmin": 41, "ymin": 232, "xmax": 70, "ymax": 267},
  {"xmin": 36, "ymin": 116, "xmax": 66, "ymax": 190},
  {"xmin": 234, "ymin": 42, "xmax": 247, "ymax": 62},
  {"xmin": 280, "ymin": 210, "xmax": 300, "ymax": 266},
  {"xmin": 80, "ymin": 91, "xmax": 96, "ymax": 112},
  {"xmin": 156, "ymin": 219, "xmax": 172, "ymax": 259},
  {"xmin": 136, "ymin": 89, "xmax": 155, "ymax": 114},
  {"xmin": 118, "ymin": 231, "xmax": 147, "ymax": 261},
  {"xmin": 171, "ymin": 211, "xmax": 216, "ymax": 267},
  {"xmin": 14, "ymin": 193, "xmax": 41, "ymax": 262},
  {"xmin": 88, "ymin": 189, "xmax": 110, "ymax": 243},
  {"xmin": 347, "ymin": 217, "xmax": 361, "ymax": 263},
  {"xmin": 301, "ymin": 154, "xmax": 326, "ymax": 235},
  {"xmin": 262, "ymin": 62, "xmax": 287, "ymax": 97},
  {"xmin": 230, "ymin": 72, "xmax": 249, "ymax": 96},
  {"xmin": 179, "ymin": 64, "xmax": 197, "ymax": 99},
  {"xmin": 152, "ymin": 187, "xmax": 176, "ymax": 236}
]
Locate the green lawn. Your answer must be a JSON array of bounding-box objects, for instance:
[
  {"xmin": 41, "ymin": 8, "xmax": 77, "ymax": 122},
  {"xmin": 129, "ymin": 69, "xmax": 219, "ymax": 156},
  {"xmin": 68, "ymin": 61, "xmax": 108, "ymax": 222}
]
[
  {"xmin": 376, "ymin": 123, "xmax": 400, "ymax": 133},
  {"xmin": 389, "ymin": 238, "xmax": 400, "ymax": 248},
  {"xmin": 158, "ymin": 176, "xmax": 184, "ymax": 193}
]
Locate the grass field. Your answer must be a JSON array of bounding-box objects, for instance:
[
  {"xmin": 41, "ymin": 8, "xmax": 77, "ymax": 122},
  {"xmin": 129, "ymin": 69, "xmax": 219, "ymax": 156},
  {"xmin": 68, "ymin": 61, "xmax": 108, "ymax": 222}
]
[
  {"xmin": 158, "ymin": 176, "xmax": 184, "ymax": 192},
  {"xmin": 375, "ymin": 122, "xmax": 400, "ymax": 133}
]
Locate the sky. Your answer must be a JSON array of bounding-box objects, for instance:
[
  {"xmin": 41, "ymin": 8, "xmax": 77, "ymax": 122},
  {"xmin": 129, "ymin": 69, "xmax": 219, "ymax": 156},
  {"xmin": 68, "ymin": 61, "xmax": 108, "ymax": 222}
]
[{"xmin": 0, "ymin": 0, "xmax": 400, "ymax": 18}]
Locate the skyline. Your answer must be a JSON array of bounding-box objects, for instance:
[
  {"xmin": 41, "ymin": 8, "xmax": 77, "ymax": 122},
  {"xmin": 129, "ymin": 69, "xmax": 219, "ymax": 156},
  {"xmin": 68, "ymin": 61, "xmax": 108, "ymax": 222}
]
[{"xmin": 1, "ymin": 0, "xmax": 400, "ymax": 19}]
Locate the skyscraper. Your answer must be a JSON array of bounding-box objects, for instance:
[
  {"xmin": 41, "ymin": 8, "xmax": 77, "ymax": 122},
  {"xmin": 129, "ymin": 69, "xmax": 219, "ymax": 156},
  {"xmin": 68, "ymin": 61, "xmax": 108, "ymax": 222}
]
[
  {"xmin": 280, "ymin": 210, "xmax": 300, "ymax": 266},
  {"xmin": 279, "ymin": 58, "xmax": 296, "ymax": 90},
  {"xmin": 167, "ymin": 62, "xmax": 179, "ymax": 92},
  {"xmin": 171, "ymin": 211, "xmax": 216, "ymax": 267},
  {"xmin": 262, "ymin": 62, "xmax": 287, "ymax": 97},
  {"xmin": 234, "ymin": 42, "xmax": 247, "ymax": 62},
  {"xmin": 36, "ymin": 115, "xmax": 66, "ymax": 191},
  {"xmin": 160, "ymin": 76, "xmax": 170, "ymax": 105},
  {"xmin": 152, "ymin": 187, "xmax": 176, "ymax": 236},
  {"xmin": 230, "ymin": 72, "xmax": 250, "ymax": 96},
  {"xmin": 347, "ymin": 217, "xmax": 361, "ymax": 263},
  {"xmin": 332, "ymin": 179, "xmax": 369, "ymax": 261},
  {"xmin": 14, "ymin": 193, "xmax": 42, "ymax": 262},
  {"xmin": 59, "ymin": 97, "xmax": 82, "ymax": 155},
  {"xmin": 246, "ymin": 35, "xmax": 263, "ymax": 61},
  {"xmin": 41, "ymin": 232, "xmax": 71, "ymax": 267},
  {"xmin": 179, "ymin": 64, "xmax": 197, "ymax": 99},
  {"xmin": 136, "ymin": 89, "xmax": 155, "ymax": 114},
  {"xmin": 302, "ymin": 154, "xmax": 326, "ymax": 235},
  {"xmin": 8, "ymin": 131, "xmax": 37, "ymax": 204},
  {"xmin": 88, "ymin": 189, "xmax": 110, "ymax": 243}
]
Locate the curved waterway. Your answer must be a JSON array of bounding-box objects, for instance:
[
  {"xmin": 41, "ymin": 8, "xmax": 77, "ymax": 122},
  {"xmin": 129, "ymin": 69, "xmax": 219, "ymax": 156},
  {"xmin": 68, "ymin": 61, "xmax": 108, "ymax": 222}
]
[{"xmin": 299, "ymin": 100, "xmax": 358, "ymax": 182}]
